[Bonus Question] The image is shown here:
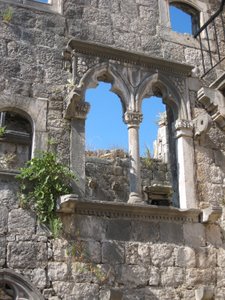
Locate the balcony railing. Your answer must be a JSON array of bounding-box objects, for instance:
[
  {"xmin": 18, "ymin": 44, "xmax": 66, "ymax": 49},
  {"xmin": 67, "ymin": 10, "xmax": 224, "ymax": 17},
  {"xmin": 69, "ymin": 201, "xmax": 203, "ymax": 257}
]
[{"xmin": 194, "ymin": 0, "xmax": 225, "ymax": 77}]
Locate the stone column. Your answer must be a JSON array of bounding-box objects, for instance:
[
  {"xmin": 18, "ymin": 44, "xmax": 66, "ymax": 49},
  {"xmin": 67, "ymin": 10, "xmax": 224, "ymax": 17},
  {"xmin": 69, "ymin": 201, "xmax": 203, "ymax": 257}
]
[
  {"xmin": 64, "ymin": 90, "xmax": 90, "ymax": 198},
  {"xmin": 174, "ymin": 120, "xmax": 197, "ymax": 209},
  {"xmin": 124, "ymin": 111, "xmax": 144, "ymax": 204}
]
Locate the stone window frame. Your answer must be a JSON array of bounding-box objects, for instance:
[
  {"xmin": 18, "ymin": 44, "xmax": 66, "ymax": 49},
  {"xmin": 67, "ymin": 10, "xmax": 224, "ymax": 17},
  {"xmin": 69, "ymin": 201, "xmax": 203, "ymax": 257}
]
[
  {"xmin": 158, "ymin": 0, "xmax": 210, "ymax": 47},
  {"xmin": 0, "ymin": 269, "xmax": 44, "ymax": 300},
  {"xmin": 1, "ymin": 0, "xmax": 62, "ymax": 14},
  {"xmin": 64, "ymin": 39, "xmax": 197, "ymax": 209},
  {"xmin": 0, "ymin": 95, "xmax": 48, "ymax": 173}
]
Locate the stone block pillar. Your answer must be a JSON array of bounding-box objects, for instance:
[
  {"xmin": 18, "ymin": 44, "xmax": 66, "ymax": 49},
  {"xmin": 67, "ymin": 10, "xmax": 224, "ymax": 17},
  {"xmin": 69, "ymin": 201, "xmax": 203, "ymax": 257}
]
[
  {"xmin": 174, "ymin": 120, "xmax": 197, "ymax": 209},
  {"xmin": 64, "ymin": 89, "xmax": 90, "ymax": 197},
  {"xmin": 124, "ymin": 111, "xmax": 144, "ymax": 204}
]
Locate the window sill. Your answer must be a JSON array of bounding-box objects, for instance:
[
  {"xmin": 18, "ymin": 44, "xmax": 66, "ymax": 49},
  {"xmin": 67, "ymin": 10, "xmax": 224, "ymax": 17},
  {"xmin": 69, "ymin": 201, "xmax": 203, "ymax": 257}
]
[{"xmin": 158, "ymin": 26, "xmax": 200, "ymax": 49}]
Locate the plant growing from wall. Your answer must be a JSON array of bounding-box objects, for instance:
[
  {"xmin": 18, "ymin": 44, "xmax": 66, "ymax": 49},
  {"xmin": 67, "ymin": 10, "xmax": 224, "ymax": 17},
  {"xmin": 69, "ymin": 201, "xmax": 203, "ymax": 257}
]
[
  {"xmin": 2, "ymin": 7, "xmax": 13, "ymax": 23},
  {"xmin": 16, "ymin": 151, "xmax": 76, "ymax": 237},
  {"xmin": 142, "ymin": 146, "xmax": 153, "ymax": 169},
  {"xmin": 0, "ymin": 126, "xmax": 6, "ymax": 137}
]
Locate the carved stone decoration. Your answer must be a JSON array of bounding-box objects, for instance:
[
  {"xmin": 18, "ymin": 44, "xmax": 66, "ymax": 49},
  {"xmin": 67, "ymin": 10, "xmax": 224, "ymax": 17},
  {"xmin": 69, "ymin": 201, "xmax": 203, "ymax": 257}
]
[
  {"xmin": 64, "ymin": 88, "xmax": 90, "ymax": 120},
  {"xmin": 197, "ymin": 87, "xmax": 225, "ymax": 130},
  {"xmin": 174, "ymin": 119, "xmax": 194, "ymax": 138},
  {"xmin": 123, "ymin": 111, "xmax": 143, "ymax": 127},
  {"xmin": 193, "ymin": 112, "xmax": 212, "ymax": 139}
]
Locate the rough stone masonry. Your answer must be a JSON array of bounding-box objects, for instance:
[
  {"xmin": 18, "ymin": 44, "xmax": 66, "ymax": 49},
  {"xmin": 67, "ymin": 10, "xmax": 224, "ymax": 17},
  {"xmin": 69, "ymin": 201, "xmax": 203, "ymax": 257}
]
[{"xmin": 1, "ymin": 0, "xmax": 225, "ymax": 299}]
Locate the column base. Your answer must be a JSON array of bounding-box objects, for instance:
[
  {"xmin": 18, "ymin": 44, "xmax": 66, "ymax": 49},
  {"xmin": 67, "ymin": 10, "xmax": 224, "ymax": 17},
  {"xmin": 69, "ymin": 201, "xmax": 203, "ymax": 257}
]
[{"xmin": 128, "ymin": 192, "xmax": 145, "ymax": 205}]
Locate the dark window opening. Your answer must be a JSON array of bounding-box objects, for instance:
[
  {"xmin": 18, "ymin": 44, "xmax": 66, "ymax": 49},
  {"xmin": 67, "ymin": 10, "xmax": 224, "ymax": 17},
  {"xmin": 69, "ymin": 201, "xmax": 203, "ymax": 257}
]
[
  {"xmin": 0, "ymin": 111, "xmax": 32, "ymax": 170},
  {"xmin": 170, "ymin": 2, "xmax": 200, "ymax": 35}
]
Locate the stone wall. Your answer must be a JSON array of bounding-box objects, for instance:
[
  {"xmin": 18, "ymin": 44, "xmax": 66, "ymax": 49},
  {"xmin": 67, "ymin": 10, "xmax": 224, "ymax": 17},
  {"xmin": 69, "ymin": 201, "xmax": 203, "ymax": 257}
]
[
  {"xmin": 85, "ymin": 155, "xmax": 171, "ymax": 203},
  {"xmin": 1, "ymin": 0, "xmax": 225, "ymax": 299}
]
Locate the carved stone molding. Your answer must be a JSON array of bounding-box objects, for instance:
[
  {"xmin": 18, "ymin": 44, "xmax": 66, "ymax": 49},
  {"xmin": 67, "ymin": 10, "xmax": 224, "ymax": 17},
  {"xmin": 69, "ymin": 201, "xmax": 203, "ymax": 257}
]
[
  {"xmin": 58, "ymin": 196, "xmax": 201, "ymax": 223},
  {"xmin": 66, "ymin": 39, "xmax": 193, "ymax": 77},
  {"xmin": 123, "ymin": 111, "xmax": 143, "ymax": 127},
  {"xmin": 64, "ymin": 88, "xmax": 90, "ymax": 120},
  {"xmin": 197, "ymin": 87, "xmax": 225, "ymax": 130}
]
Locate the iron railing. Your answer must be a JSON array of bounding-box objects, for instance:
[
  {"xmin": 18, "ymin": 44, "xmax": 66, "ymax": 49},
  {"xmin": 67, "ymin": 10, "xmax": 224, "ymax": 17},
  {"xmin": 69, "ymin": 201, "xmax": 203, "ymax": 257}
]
[{"xmin": 194, "ymin": 0, "xmax": 225, "ymax": 77}]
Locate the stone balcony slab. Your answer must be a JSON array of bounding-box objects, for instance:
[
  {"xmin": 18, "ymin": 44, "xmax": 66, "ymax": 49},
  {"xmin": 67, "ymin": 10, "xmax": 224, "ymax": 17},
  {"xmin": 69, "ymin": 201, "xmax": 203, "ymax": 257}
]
[{"xmin": 58, "ymin": 195, "xmax": 201, "ymax": 223}]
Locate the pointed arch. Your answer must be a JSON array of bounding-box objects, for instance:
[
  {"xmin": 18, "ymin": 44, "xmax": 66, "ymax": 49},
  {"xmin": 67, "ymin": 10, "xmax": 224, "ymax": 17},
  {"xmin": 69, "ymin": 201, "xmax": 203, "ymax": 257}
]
[
  {"xmin": 77, "ymin": 63, "xmax": 130, "ymax": 114},
  {"xmin": 136, "ymin": 72, "xmax": 188, "ymax": 120}
]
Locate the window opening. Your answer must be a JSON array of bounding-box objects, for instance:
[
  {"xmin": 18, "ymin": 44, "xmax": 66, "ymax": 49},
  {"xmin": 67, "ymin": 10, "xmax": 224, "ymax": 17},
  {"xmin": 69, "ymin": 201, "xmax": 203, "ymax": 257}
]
[
  {"xmin": 169, "ymin": 2, "xmax": 200, "ymax": 35},
  {"xmin": 140, "ymin": 96, "xmax": 166, "ymax": 158},
  {"xmin": 140, "ymin": 97, "xmax": 178, "ymax": 207},
  {"xmin": 0, "ymin": 111, "xmax": 32, "ymax": 170},
  {"xmin": 85, "ymin": 82, "xmax": 127, "ymax": 156}
]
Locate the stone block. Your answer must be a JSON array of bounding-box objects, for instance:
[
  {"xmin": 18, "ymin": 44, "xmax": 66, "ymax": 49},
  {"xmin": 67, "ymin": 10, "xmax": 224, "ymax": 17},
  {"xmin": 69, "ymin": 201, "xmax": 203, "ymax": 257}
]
[
  {"xmin": 217, "ymin": 247, "xmax": 225, "ymax": 268},
  {"xmin": 7, "ymin": 241, "xmax": 47, "ymax": 268},
  {"xmin": 205, "ymin": 224, "xmax": 222, "ymax": 246},
  {"xmin": 106, "ymin": 219, "xmax": 131, "ymax": 241},
  {"xmin": 71, "ymin": 262, "xmax": 94, "ymax": 283},
  {"xmin": 32, "ymin": 268, "xmax": 47, "ymax": 289},
  {"xmin": 70, "ymin": 215, "xmax": 106, "ymax": 240},
  {"xmin": 151, "ymin": 244, "xmax": 174, "ymax": 267},
  {"xmin": 184, "ymin": 223, "xmax": 206, "ymax": 248},
  {"xmin": 125, "ymin": 242, "xmax": 151, "ymax": 265},
  {"xmin": 102, "ymin": 241, "xmax": 124, "ymax": 264},
  {"xmin": 216, "ymin": 268, "xmax": 225, "ymax": 288},
  {"xmin": 0, "ymin": 206, "xmax": 8, "ymax": 235},
  {"xmin": 131, "ymin": 221, "xmax": 159, "ymax": 242},
  {"xmin": 186, "ymin": 268, "xmax": 215, "ymax": 288},
  {"xmin": 70, "ymin": 283, "xmax": 99, "ymax": 300},
  {"xmin": 116, "ymin": 264, "xmax": 149, "ymax": 287},
  {"xmin": 161, "ymin": 267, "xmax": 184, "ymax": 287},
  {"xmin": 145, "ymin": 287, "xmax": 180, "ymax": 300},
  {"xmin": 148, "ymin": 266, "xmax": 160, "ymax": 286},
  {"xmin": 99, "ymin": 288, "xmax": 123, "ymax": 300},
  {"xmin": 8, "ymin": 208, "xmax": 36, "ymax": 235},
  {"xmin": 160, "ymin": 222, "xmax": 183, "ymax": 244},
  {"xmin": 48, "ymin": 262, "xmax": 68, "ymax": 281},
  {"xmin": 196, "ymin": 247, "xmax": 217, "ymax": 269},
  {"xmin": 0, "ymin": 236, "xmax": 6, "ymax": 266},
  {"xmin": 175, "ymin": 246, "xmax": 196, "ymax": 268}
]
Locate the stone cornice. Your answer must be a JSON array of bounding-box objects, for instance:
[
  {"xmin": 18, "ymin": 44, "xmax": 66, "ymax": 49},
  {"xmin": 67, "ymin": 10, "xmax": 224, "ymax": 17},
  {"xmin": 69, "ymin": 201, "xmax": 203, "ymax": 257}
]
[
  {"xmin": 58, "ymin": 196, "xmax": 201, "ymax": 223},
  {"xmin": 66, "ymin": 39, "xmax": 193, "ymax": 77}
]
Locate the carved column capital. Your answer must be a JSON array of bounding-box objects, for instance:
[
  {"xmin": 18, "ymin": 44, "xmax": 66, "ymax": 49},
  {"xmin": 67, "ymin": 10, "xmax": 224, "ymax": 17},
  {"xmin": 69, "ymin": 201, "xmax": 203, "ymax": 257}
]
[
  {"xmin": 123, "ymin": 111, "xmax": 143, "ymax": 127},
  {"xmin": 64, "ymin": 89, "xmax": 90, "ymax": 120},
  {"xmin": 174, "ymin": 119, "xmax": 193, "ymax": 138}
]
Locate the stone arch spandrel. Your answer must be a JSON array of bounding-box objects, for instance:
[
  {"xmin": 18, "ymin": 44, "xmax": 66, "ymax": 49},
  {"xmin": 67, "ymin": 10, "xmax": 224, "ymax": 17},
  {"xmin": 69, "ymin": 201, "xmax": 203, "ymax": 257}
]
[
  {"xmin": 0, "ymin": 269, "xmax": 44, "ymax": 300},
  {"xmin": 136, "ymin": 72, "xmax": 188, "ymax": 120},
  {"xmin": 78, "ymin": 63, "xmax": 130, "ymax": 114}
]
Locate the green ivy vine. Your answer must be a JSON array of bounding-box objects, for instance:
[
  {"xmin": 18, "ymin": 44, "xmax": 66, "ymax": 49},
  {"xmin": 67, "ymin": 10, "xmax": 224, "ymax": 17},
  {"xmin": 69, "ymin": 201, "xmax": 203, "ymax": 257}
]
[{"xmin": 16, "ymin": 151, "xmax": 76, "ymax": 237}]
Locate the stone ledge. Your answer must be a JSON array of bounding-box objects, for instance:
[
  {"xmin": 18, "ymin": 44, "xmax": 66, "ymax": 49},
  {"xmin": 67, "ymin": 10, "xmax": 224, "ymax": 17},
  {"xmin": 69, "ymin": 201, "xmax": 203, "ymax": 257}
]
[
  {"xmin": 66, "ymin": 39, "xmax": 193, "ymax": 77},
  {"xmin": 58, "ymin": 195, "xmax": 201, "ymax": 223}
]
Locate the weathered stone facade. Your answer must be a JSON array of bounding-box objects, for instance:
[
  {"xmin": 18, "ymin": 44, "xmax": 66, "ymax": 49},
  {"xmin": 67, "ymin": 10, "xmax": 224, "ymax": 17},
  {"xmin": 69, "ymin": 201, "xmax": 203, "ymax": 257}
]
[{"xmin": 1, "ymin": 0, "xmax": 225, "ymax": 299}]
